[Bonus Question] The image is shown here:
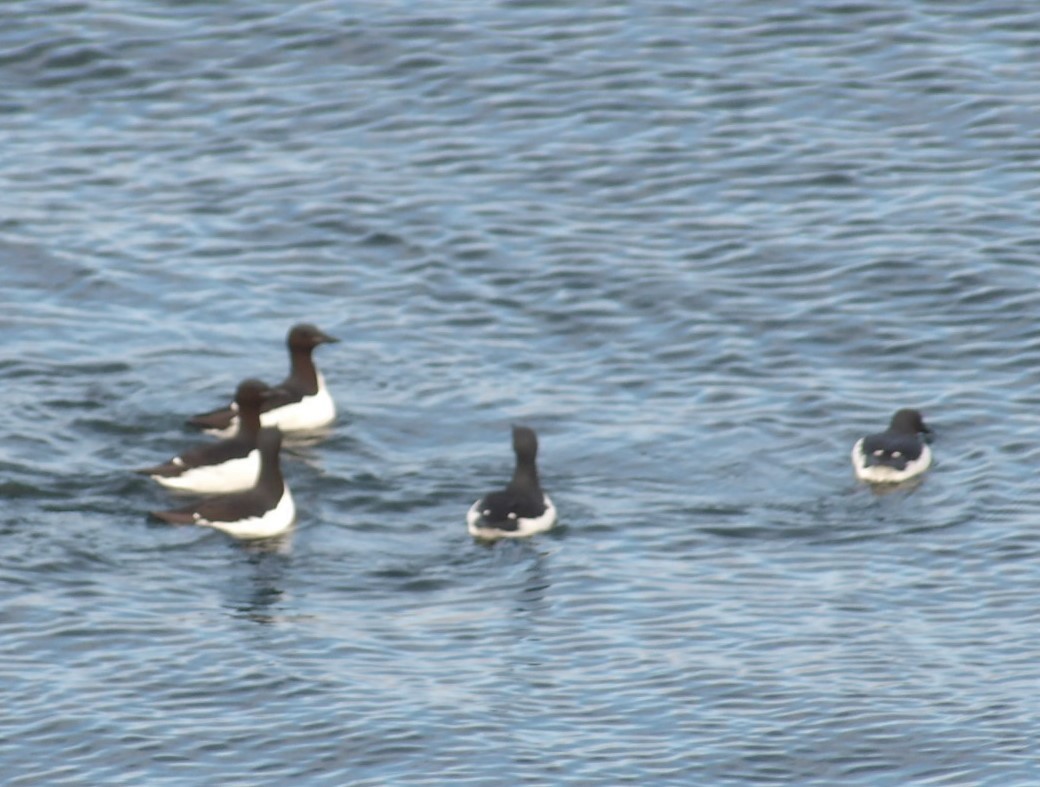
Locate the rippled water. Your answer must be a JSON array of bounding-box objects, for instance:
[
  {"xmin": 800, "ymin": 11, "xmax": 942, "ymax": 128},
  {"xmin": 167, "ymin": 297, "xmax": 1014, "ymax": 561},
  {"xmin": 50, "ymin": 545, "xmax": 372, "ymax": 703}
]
[{"xmin": 4, "ymin": 1, "xmax": 1040, "ymax": 784}]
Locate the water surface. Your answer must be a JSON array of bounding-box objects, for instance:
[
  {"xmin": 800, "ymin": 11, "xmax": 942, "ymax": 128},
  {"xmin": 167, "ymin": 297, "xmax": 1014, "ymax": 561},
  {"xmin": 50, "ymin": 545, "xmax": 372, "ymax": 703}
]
[{"xmin": 3, "ymin": 1, "xmax": 1040, "ymax": 784}]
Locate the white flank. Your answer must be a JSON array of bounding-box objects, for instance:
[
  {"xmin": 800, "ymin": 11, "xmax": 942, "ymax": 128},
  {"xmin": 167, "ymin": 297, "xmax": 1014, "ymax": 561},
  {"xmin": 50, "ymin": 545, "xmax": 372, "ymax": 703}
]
[
  {"xmin": 205, "ymin": 374, "xmax": 335, "ymax": 438},
  {"xmin": 199, "ymin": 486, "xmax": 296, "ymax": 539},
  {"xmin": 851, "ymin": 439, "xmax": 932, "ymax": 484},
  {"xmin": 467, "ymin": 495, "xmax": 557, "ymax": 539},
  {"xmin": 262, "ymin": 373, "xmax": 336, "ymax": 432},
  {"xmin": 152, "ymin": 450, "xmax": 260, "ymax": 494}
]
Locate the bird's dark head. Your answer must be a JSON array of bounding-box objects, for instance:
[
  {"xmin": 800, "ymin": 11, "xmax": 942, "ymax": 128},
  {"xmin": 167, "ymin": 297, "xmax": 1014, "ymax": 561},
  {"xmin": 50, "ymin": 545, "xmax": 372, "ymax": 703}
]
[
  {"xmin": 234, "ymin": 378, "xmax": 273, "ymax": 410},
  {"xmin": 287, "ymin": 323, "xmax": 339, "ymax": 351},
  {"xmin": 512, "ymin": 425, "xmax": 539, "ymax": 461},
  {"xmin": 889, "ymin": 408, "xmax": 930, "ymax": 437}
]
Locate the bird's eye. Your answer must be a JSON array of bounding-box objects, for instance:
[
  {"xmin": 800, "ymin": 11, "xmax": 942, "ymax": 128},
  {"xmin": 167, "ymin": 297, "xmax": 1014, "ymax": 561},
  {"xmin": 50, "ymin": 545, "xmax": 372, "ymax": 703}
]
[
  {"xmin": 508, "ymin": 512, "xmax": 517, "ymax": 520},
  {"xmin": 873, "ymin": 450, "xmax": 883, "ymax": 457},
  {"xmin": 892, "ymin": 451, "xmax": 902, "ymax": 459}
]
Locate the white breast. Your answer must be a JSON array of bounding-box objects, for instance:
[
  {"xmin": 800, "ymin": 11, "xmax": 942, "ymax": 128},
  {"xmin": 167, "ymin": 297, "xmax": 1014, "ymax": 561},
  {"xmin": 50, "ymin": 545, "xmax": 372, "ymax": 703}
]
[
  {"xmin": 152, "ymin": 450, "xmax": 260, "ymax": 494},
  {"xmin": 201, "ymin": 486, "xmax": 296, "ymax": 539},
  {"xmin": 262, "ymin": 373, "xmax": 336, "ymax": 432},
  {"xmin": 205, "ymin": 374, "xmax": 336, "ymax": 438}
]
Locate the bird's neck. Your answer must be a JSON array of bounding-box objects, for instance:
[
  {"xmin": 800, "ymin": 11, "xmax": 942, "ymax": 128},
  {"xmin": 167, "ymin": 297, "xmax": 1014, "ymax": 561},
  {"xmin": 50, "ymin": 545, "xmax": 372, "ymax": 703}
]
[{"xmin": 289, "ymin": 348, "xmax": 319, "ymax": 393}]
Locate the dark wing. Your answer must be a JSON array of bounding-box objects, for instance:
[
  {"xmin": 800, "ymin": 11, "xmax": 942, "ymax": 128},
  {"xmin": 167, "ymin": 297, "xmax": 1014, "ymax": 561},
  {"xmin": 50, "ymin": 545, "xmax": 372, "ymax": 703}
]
[
  {"xmin": 137, "ymin": 436, "xmax": 252, "ymax": 477},
  {"xmin": 262, "ymin": 382, "xmax": 304, "ymax": 411},
  {"xmin": 149, "ymin": 507, "xmax": 197, "ymax": 525},
  {"xmin": 176, "ymin": 436, "xmax": 252, "ymax": 467},
  {"xmin": 135, "ymin": 460, "xmax": 184, "ymax": 478},
  {"xmin": 475, "ymin": 487, "xmax": 546, "ymax": 529},
  {"xmin": 151, "ymin": 487, "xmax": 275, "ymax": 526},
  {"xmin": 861, "ymin": 432, "xmax": 923, "ymax": 470},
  {"xmin": 187, "ymin": 404, "xmax": 236, "ymax": 430}
]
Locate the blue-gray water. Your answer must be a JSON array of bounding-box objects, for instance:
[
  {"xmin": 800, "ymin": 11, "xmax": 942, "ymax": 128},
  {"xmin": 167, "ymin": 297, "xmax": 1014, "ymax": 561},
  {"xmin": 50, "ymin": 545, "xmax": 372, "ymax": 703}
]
[{"xmin": 3, "ymin": 1, "xmax": 1040, "ymax": 784}]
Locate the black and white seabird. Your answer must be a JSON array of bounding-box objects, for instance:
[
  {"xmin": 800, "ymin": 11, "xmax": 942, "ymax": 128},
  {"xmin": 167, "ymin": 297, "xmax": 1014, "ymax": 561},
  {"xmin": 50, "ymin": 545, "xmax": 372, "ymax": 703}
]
[
  {"xmin": 136, "ymin": 379, "xmax": 270, "ymax": 494},
  {"xmin": 466, "ymin": 425, "xmax": 557, "ymax": 539},
  {"xmin": 851, "ymin": 408, "xmax": 932, "ymax": 483},
  {"xmin": 151, "ymin": 427, "xmax": 296, "ymax": 538},
  {"xmin": 188, "ymin": 323, "xmax": 338, "ymax": 437}
]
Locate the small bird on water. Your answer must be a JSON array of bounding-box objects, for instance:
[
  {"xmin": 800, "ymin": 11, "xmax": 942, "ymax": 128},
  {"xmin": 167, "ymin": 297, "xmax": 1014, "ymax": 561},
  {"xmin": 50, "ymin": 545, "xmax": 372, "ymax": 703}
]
[
  {"xmin": 136, "ymin": 378, "xmax": 271, "ymax": 494},
  {"xmin": 150, "ymin": 427, "xmax": 296, "ymax": 539},
  {"xmin": 851, "ymin": 408, "xmax": 932, "ymax": 483},
  {"xmin": 466, "ymin": 425, "xmax": 557, "ymax": 539},
  {"xmin": 188, "ymin": 323, "xmax": 338, "ymax": 438}
]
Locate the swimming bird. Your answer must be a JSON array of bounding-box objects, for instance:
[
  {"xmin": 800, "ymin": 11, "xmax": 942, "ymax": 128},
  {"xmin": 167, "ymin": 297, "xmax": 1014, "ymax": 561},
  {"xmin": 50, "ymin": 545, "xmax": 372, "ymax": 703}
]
[
  {"xmin": 136, "ymin": 378, "xmax": 272, "ymax": 493},
  {"xmin": 851, "ymin": 408, "xmax": 932, "ymax": 483},
  {"xmin": 151, "ymin": 427, "xmax": 295, "ymax": 539},
  {"xmin": 188, "ymin": 323, "xmax": 338, "ymax": 437},
  {"xmin": 467, "ymin": 425, "xmax": 557, "ymax": 539}
]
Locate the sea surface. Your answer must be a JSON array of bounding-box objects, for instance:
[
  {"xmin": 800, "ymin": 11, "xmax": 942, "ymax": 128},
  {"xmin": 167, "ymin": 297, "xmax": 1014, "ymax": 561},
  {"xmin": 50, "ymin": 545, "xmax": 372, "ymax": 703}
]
[{"xmin": 3, "ymin": 1, "xmax": 1040, "ymax": 784}]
